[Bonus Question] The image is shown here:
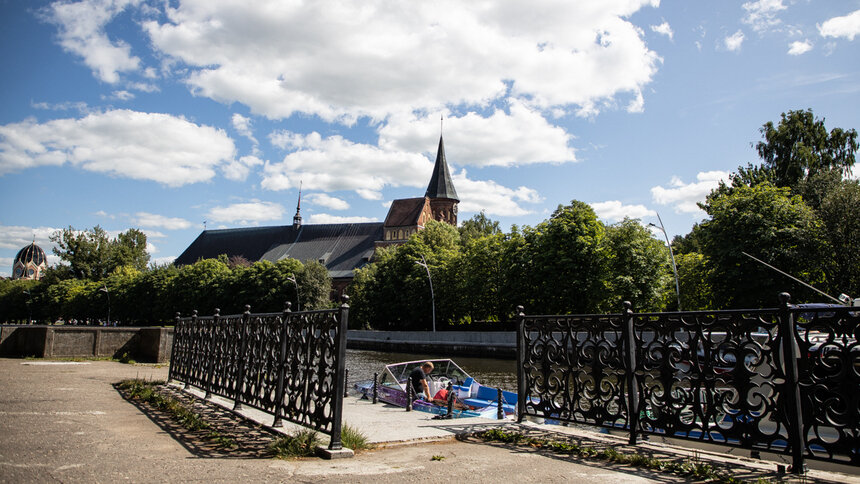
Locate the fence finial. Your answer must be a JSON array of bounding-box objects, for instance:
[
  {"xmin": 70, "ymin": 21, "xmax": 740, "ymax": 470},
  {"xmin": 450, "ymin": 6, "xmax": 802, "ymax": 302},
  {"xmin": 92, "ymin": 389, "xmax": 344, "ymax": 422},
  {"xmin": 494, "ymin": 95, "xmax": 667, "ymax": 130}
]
[
  {"xmin": 622, "ymin": 301, "xmax": 632, "ymax": 313},
  {"xmin": 214, "ymin": 308, "xmax": 220, "ymax": 317},
  {"xmin": 284, "ymin": 301, "xmax": 292, "ymax": 312},
  {"xmin": 341, "ymin": 294, "xmax": 350, "ymax": 307},
  {"xmin": 516, "ymin": 305, "xmax": 525, "ymax": 316},
  {"xmin": 779, "ymin": 292, "xmax": 791, "ymax": 305},
  {"xmin": 244, "ymin": 304, "xmax": 251, "ymax": 314}
]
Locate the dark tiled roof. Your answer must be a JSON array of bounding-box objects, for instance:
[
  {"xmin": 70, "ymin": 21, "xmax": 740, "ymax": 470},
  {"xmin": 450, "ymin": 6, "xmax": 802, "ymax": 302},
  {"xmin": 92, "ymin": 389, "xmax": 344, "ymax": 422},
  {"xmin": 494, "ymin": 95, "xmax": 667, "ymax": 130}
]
[
  {"xmin": 383, "ymin": 198, "xmax": 427, "ymax": 227},
  {"xmin": 174, "ymin": 223, "xmax": 383, "ymax": 276},
  {"xmin": 15, "ymin": 243, "xmax": 47, "ymax": 266},
  {"xmin": 425, "ymin": 135, "xmax": 459, "ymax": 201}
]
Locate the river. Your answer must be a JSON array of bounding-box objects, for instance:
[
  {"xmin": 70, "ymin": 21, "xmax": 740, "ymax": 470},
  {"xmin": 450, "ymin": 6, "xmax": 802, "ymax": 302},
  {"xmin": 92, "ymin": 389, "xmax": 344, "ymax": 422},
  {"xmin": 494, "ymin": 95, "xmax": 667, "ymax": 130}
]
[{"xmin": 345, "ymin": 349, "xmax": 518, "ymax": 391}]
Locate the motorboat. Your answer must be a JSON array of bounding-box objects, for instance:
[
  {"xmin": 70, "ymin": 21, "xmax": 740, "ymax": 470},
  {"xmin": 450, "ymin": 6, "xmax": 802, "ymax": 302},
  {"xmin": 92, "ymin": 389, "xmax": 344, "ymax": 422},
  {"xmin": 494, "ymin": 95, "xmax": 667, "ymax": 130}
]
[{"xmin": 353, "ymin": 359, "xmax": 517, "ymax": 419}]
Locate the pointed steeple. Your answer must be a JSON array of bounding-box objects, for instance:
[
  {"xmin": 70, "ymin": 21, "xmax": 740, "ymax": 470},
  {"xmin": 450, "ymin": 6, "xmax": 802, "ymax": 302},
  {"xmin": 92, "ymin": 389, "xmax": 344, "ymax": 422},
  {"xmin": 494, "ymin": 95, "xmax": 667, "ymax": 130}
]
[
  {"xmin": 425, "ymin": 136, "xmax": 459, "ymax": 201},
  {"xmin": 293, "ymin": 182, "xmax": 303, "ymax": 228}
]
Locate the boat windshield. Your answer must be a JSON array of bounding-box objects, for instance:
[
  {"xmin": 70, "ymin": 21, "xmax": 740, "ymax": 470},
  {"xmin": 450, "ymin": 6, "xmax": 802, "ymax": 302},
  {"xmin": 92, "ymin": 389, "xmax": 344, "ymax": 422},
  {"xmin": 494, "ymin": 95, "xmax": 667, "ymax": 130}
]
[{"xmin": 385, "ymin": 359, "xmax": 471, "ymax": 386}]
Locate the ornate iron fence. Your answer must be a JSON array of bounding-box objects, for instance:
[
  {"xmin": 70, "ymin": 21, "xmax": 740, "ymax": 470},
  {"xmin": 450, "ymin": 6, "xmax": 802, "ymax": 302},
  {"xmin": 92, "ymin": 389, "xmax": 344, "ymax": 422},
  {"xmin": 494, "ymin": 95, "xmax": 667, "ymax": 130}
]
[
  {"xmin": 517, "ymin": 293, "xmax": 860, "ymax": 473},
  {"xmin": 169, "ymin": 297, "xmax": 350, "ymax": 450}
]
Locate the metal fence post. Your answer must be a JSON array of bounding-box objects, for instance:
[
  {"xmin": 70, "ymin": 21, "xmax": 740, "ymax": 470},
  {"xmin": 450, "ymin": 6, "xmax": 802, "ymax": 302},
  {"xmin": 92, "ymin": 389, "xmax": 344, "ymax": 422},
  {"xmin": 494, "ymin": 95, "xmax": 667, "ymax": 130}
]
[
  {"xmin": 344, "ymin": 369, "xmax": 350, "ymax": 398},
  {"xmin": 168, "ymin": 312, "xmax": 180, "ymax": 382},
  {"xmin": 407, "ymin": 382, "xmax": 413, "ymax": 411},
  {"xmin": 185, "ymin": 310, "xmax": 198, "ymax": 390},
  {"xmin": 204, "ymin": 308, "xmax": 219, "ymax": 399},
  {"xmin": 445, "ymin": 381, "xmax": 454, "ymax": 418},
  {"xmin": 233, "ymin": 305, "xmax": 250, "ymax": 411},
  {"xmin": 622, "ymin": 301, "xmax": 639, "ymax": 445},
  {"xmin": 328, "ymin": 295, "xmax": 349, "ymax": 451},
  {"xmin": 516, "ymin": 305, "xmax": 526, "ymax": 423},
  {"xmin": 272, "ymin": 302, "xmax": 291, "ymax": 427},
  {"xmin": 497, "ymin": 387, "xmax": 504, "ymax": 420},
  {"xmin": 372, "ymin": 372, "xmax": 378, "ymax": 404},
  {"xmin": 778, "ymin": 292, "xmax": 806, "ymax": 474}
]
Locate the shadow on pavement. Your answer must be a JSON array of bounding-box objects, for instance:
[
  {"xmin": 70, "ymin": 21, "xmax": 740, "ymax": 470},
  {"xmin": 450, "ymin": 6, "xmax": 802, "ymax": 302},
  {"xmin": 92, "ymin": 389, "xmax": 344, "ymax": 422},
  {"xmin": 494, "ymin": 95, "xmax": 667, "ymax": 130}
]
[{"xmin": 114, "ymin": 382, "xmax": 279, "ymax": 459}]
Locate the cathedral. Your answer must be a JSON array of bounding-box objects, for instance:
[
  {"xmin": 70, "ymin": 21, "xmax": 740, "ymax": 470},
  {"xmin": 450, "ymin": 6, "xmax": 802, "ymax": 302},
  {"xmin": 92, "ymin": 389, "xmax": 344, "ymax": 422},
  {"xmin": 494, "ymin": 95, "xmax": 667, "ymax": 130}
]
[{"xmin": 174, "ymin": 136, "xmax": 460, "ymax": 295}]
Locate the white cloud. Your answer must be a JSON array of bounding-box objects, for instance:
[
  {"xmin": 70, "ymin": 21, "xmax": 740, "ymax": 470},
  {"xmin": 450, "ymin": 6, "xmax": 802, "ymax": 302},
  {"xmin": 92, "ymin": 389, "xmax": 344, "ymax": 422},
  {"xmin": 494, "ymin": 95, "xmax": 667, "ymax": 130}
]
[
  {"xmin": 222, "ymin": 155, "xmax": 263, "ymax": 182},
  {"xmin": 231, "ymin": 113, "xmax": 258, "ymax": 145},
  {"xmin": 145, "ymin": 242, "xmax": 157, "ymax": 254},
  {"xmin": 724, "ymin": 30, "xmax": 745, "ymax": 51},
  {"xmin": 143, "ymin": 1, "xmax": 660, "ymax": 121},
  {"xmin": 590, "ymin": 200, "xmax": 656, "ymax": 222},
  {"xmin": 0, "ymin": 224, "xmax": 61, "ymax": 250},
  {"xmin": 650, "ymin": 171, "xmax": 730, "ymax": 214},
  {"xmin": 307, "ymin": 214, "xmax": 379, "ymax": 224},
  {"xmin": 788, "ymin": 40, "xmax": 813, "ymax": 55},
  {"xmin": 453, "ymin": 169, "xmax": 542, "ymax": 217},
  {"xmin": 31, "ymin": 101, "xmax": 90, "ymax": 113},
  {"xmin": 742, "ymin": 0, "xmax": 786, "ymax": 33},
  {"xmin": 0, "ymin": 109, "xmax": 236, "ymax": 186},
  {"xmin": 306, "ymin": 193, "xmax": 350, "ymax": 211},
  {"xmin": 42, "ymin": 0, "xmax": 143, "ymax": 83},
  {"xmin": 107, "ymin": 90, "xmax": 134, "ymax": 101},
  {"xmin": 151, "ymin": 256, "xmax": 176, "ymax": 266},
  {"xmin": 818, "ymin": 9, "xmax": 860, "ymax": 41},
  {"xmin": 263, "ymin": 132, "xmax": 431, "ymax": 199},
  {"xmin": 133, "ymin": 212, "xmax": 192, "ymax": 230},
  {"xmin": 378, "ymin": 104, "xmax": 576, "ymax": 167},
  {"xmin": 205, "ymin": 201, "xmax": 285, "ymax": 225},
  {"xmin": 650, "ymin": 22, "xmax": 673, "ymax": 40}
]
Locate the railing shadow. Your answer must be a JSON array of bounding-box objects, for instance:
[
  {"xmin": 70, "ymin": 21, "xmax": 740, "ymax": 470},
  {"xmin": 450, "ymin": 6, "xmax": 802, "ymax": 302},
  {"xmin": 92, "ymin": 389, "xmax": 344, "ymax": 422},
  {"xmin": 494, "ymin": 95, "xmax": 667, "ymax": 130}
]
[{"xmin": 114, "ymin": 382, "xmax": 278, "ymax": 459}]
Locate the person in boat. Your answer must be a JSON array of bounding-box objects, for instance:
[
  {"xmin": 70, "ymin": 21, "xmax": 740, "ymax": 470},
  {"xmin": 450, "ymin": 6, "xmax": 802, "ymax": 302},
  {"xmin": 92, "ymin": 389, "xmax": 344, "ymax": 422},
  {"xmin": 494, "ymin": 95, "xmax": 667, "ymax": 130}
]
[{"xmin": 409, "ymin": 361, "xmax": 434, "ymax": 400}]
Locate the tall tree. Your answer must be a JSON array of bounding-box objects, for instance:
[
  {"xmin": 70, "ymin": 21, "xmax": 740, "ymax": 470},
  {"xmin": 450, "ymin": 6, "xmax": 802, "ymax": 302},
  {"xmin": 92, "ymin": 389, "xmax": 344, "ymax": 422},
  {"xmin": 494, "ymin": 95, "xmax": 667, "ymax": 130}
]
[
  {"xmin": 756, "ymin": 109, "xmax": 857, "ymax": 189},
  {"xmin": 458, "ymin": 210, "xmax": 502, "ymax": 244},
  {"xmin": 520, "ymin": 200, "xmax": 607, "ymax": 314},
  {"xmin": 699, "ymin": 183, "xmax": 827, "ymax": 308},
  {"xmin": 602, "ymin": 218, "xmax": 670, "ymax": 311},
  {"xmin": 50, "ymin": 226, "xmax": 149, "ymax": 280}
]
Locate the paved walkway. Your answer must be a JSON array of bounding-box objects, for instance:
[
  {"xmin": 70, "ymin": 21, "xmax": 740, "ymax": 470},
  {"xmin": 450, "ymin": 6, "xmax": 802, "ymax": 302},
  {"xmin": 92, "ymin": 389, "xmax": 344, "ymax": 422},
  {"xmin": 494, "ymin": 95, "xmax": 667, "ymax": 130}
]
[{"xmin": 1, "ymin": 358, "xmax": 857, "ymax": 483}]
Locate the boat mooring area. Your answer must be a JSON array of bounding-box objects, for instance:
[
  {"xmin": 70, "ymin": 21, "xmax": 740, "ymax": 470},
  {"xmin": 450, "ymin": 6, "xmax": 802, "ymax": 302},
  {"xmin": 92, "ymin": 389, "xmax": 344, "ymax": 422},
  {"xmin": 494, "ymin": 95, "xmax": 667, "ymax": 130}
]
[{"xmin": 3, "ymin": 357, "xmax": 860, "ymax": 483}]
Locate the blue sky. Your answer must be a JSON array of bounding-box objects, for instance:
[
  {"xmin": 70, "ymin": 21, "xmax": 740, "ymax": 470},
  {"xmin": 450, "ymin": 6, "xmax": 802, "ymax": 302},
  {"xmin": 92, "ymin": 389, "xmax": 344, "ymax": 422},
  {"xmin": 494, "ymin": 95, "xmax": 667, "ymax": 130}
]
[{"xmin": 2, "ymin": 0, "xmax": 859, "ymax": 277}]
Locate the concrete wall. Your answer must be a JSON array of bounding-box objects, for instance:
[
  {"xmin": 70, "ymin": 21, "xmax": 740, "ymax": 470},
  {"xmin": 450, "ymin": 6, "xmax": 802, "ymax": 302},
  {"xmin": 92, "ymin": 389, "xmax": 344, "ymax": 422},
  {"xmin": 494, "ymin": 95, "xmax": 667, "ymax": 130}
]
[
  {"xmin": 347, "ymin": 330, "xmax": 516, "ymax": 358},
  {"xmin": 0, "ymin": 326, "xmax": 173, "ymax": 363}
]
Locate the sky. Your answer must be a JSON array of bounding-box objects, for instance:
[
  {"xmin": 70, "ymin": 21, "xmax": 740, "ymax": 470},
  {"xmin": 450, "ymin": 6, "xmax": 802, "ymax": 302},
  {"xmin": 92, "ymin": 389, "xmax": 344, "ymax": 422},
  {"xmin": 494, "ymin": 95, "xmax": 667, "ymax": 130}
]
[{"xmin": 2, "ymin": 0, "xmax": 859, "ymax": 278}]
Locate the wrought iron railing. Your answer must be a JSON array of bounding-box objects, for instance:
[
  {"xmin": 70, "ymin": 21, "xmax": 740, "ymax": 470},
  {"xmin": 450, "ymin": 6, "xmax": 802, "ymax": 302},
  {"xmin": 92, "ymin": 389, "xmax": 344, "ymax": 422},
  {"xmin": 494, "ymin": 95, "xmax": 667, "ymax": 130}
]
[
  {"xmin": 169, "ymin": 297, "xmax": 350, "ymax": 450},
  {"xmin": 517, "ymin": 293, "xmax": 859, "ymax": 473}
]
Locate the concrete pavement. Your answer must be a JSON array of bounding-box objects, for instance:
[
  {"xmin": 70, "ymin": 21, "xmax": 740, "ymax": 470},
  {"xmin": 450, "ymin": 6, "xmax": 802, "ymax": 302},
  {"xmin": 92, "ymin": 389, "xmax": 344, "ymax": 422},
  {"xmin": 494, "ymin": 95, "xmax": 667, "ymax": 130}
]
[{"xmin": 1, "ymin": 358, "xmax": 858, "ymax": 483}]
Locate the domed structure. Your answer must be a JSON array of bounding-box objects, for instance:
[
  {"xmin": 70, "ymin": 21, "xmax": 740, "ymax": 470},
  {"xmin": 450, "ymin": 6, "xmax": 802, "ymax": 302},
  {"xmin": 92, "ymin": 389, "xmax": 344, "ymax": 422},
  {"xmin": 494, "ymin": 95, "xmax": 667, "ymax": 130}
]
[{"xmin": 12, "ymin": 242, "xmax": 48, "ymax": 281}]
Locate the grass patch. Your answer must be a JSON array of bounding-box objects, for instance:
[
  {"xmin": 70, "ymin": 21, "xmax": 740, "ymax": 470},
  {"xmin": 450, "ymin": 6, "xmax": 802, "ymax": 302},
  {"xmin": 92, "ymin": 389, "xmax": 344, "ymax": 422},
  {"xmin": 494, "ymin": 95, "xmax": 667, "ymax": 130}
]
[
  {"xmin": 342, "ymin": 423, "xmax": 372, "ymax": 451},
  {"xmin": 118, "ymin": 379, "xmax": 234, "ymax": 447},
  {"xmin": 268, "ymin": 429, "xmax": 322, "ymax": 459},
  {"xmin": 477, "ymin": 429, "xmax": 743, "ymax": 483}
]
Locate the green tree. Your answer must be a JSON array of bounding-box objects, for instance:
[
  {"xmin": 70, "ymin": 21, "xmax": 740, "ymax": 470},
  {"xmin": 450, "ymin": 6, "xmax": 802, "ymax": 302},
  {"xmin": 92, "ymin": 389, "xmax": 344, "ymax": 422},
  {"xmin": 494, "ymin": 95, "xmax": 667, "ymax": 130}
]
[
  {"xmin": 673, "ymin": 252, "xmax": 713, "ymax": 311},
  {"xmin": 520, "ymin": 200, "xmax": 607, "ymax": 314},
  {"xmin": 50, "ymin": 226, "xmax": 149, "ymax": 280},
  {"xmin": 816, "ymin": 178, "xmax": 860, "ymax": 297},
  {"xmin": 602, "ymin": 218, "xmax": 670, "ymax": 311},
  {"xmin": 699, "ymin": 183, "xmax": 827, "ymax": 308},
  {"xmin": 458, "ymin": 210, "xmax": 502, "ymax": 244},
  {"xmin": 756, "ymin": 109, "xmax": 857, "ymax": 189}
]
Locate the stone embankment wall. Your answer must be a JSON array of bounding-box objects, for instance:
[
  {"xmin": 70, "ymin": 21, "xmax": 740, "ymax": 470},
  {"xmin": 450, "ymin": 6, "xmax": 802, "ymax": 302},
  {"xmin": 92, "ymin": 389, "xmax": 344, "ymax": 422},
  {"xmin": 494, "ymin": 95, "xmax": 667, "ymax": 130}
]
[
  {"xmin": 0, "ymin": 325, "xmax": 173, "ymax": 363},
  {"xmin": 347, "ymin": 330, "xmax": 516, "ymax": 358}
]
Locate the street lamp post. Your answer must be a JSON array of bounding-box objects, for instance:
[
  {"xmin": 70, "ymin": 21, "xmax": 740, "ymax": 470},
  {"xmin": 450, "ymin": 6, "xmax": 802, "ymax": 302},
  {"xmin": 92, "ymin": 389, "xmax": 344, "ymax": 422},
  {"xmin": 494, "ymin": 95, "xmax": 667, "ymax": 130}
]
[
  {"xmin": 649, "ymin": 212, "xmax": 681, "ymax": 311},
  {"xmin": 23, "ymin": 289, "xmax": 32, "ymax": 325},
  {"xmin": 414, "ymin": 254, "xmax": 436, "ymax": 332},
  {"xmin": 100, "ymin": 284, "xmax": 110, "ymax": 326},
  {"xmin": 287, "ymin": 275, "xmax": 300, "ymax": 311}
]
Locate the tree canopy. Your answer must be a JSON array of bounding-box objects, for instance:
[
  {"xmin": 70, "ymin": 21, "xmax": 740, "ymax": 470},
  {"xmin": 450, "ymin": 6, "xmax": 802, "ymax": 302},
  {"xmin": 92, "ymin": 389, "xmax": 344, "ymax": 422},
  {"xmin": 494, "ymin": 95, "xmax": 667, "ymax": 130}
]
[{"xmin": 50, "ymin": 226, "xmax": 149, "ymax": 280}]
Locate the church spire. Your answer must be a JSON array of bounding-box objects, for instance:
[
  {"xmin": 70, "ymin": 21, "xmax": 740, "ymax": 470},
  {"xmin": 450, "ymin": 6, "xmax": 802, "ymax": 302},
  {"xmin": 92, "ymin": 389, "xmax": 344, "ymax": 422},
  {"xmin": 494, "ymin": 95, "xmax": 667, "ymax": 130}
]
[
  {"xmin": 425, "ymin": 135, "xmax": 459, "ymax": 201},
  {"xmin": 293, "ymin": 181, "xmax": 303, "ymax": 228}
]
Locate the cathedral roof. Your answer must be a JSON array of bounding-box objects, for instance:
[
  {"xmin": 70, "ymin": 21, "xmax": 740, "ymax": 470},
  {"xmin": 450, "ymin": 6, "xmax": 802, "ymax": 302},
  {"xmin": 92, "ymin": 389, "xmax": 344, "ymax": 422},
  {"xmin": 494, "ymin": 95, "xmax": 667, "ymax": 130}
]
[
  {"xmin": 424, "ymin": 136, "xmax": 459, "ymax": 202},
  {"xmin": 15, "ymin": 242, "xmax": 47, "ymax": 267},
  {"xmin": 383, "ymin": 198, "xmax": 428, "ymax": 227},
  {"xmin": 174, "ymin": 223, "xmax": 383, "ymax": 279}
]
